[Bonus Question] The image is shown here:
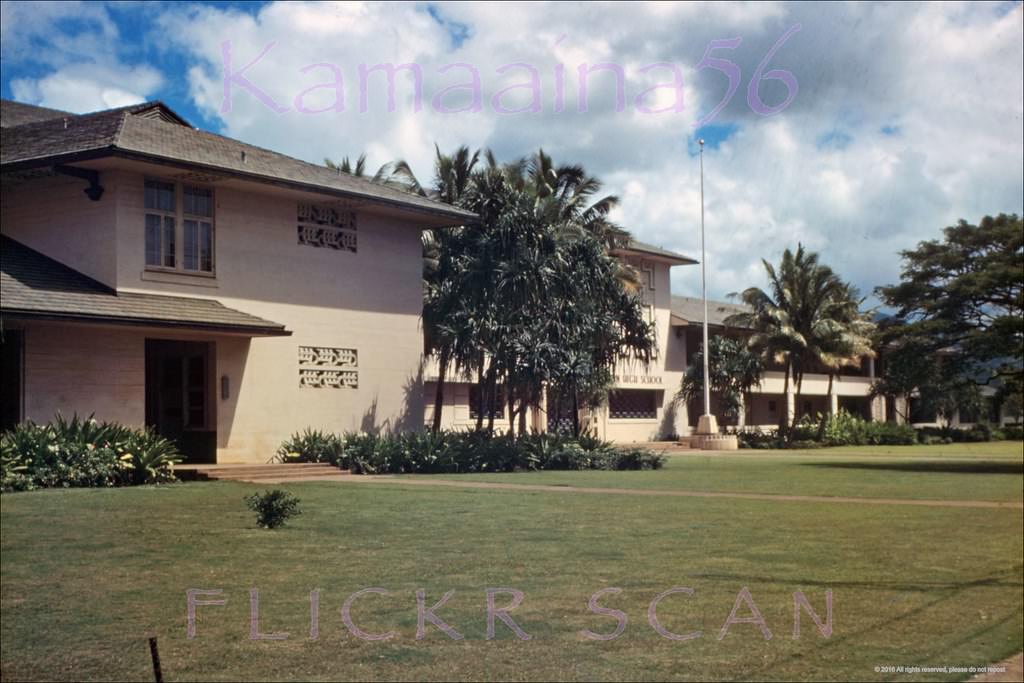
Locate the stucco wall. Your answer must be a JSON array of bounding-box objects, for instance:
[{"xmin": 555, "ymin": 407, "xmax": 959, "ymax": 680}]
[
  {"xmin": 1, "ymin": 173, "xmax": 118, "ymax": 287},
  {"xmin": 109, "ymin": 172, "xmax": 426, "ymax": 462},
  {"xmin": 12, "ymin": 321, "xmax": 146, "ymax": 426}
]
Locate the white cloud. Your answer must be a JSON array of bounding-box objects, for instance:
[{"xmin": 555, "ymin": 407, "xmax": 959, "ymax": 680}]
[
  {"xmin": 2, "ymin": 1, "xmax": 163, "ymax": 112},
  {"xmin": 4, "ymin": 0, "xmax": 1021, "ymax": 306},
  {"xmin": 10, "ymin": 63, "xmax": 163, "ymax": 113}
]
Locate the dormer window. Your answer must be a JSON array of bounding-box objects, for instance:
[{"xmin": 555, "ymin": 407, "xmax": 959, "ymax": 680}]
[{"xmin": 145, "ymin": 179, "xmax": 215, "ymax": 274}]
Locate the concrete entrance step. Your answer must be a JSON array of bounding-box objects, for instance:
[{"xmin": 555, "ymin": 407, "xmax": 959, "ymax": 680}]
[{"xmin": 177, "ymin": 462, "xmax": 347, "ymax": 482}]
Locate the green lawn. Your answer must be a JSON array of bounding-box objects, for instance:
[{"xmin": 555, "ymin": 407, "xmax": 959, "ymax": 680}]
[
  {"xmin": 2, "ymin": 445, "xmax": 1022, "ymax": 682},
  {"xmin": 417, "ymin": 441, "xmax": 1024, "ymax": 502}
]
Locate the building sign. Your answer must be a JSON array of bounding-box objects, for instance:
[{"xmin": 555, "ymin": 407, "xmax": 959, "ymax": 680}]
[
  {"xmin": 298, "ymin": 345, "xmax": 358, "ymax": 389},
  {"xmin": 613, "ymin": 374, "xmax": 663, "ymax": 385}
]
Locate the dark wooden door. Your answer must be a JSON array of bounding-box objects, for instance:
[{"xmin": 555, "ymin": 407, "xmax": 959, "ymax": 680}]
[{"xmin": 145, "ymin": 340, "xmax": 215, "ymax": 463}]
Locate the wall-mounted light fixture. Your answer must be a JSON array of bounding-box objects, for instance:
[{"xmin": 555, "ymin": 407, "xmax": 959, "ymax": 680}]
[{"xmin": 221, "ymin": 375, "xmax": 230, "ymax": 401}]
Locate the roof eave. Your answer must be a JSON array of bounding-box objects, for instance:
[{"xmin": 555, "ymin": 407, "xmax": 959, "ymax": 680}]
[
  {"xmin": 611, "ymin": 247, "xmax": 698, "ymax": 266},
  {"xmin": 0, "ymin": 308, "xmax": 292, "ymax": 337},
  {"xmin": 1, "ymin": 148, "xmax": 479, "ymax": 228}
]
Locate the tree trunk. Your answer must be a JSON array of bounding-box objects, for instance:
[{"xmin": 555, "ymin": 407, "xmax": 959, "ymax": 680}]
[
  {"xmin": 518, "ymin": 398, "xmax": 528, "ymax": 435},
  {"xmin": 431, "ymin": 347, "xmax": 450, "ymax": 434},
  {"xmin": 789, "ymin": 365, "xmax": 805, "ymax": 444},
  {"xmin": 817, "ymin": 373, "xmax": 834, "ymax": 441},
  {"xmin": 572, "ymin": 389, "xmax": 581, "ymax": 438},
  {"xmin": 486, "ymin": 367, "xmax": 498, "ymax": 433},
  {"xmin": 474, "ymin": 363, "xmax": 485, "ymax": 431},
  {"xmin": 780, "ymin": 359, "xmax": 791, "ymax": 434},
  {"xmin": 549, "ymin": 389, "xmax": 560, "ymax": 435},
  {"xmin": 507, "ymin": 383, "xmax": 517, "ymax": 438}
]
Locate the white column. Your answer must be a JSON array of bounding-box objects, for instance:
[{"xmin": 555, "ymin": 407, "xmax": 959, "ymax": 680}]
[
  {"xmin": 894, "ymin": 395, "xmax": 908, "ymax": 425},
  {"xmin": 829, "ymin": 385, "xmax": 839, "ymax": 416},
  {"xmin": 872, "ymin": 395, "xmax": 886, "ymax": 422},
  {"xmin": 737, "ymin": 394, "xmax": 747, "ymax": 428}
]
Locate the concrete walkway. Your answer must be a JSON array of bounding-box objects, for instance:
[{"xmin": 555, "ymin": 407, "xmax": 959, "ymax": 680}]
[{"xmin": 252, "ymin": 473, "xmax": 1024, "ymax": 510}]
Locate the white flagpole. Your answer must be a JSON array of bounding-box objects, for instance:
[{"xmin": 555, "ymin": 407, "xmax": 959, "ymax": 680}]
[{"xmin": 699, "ymin": 139, "xmax": 711, "ymax": 419}]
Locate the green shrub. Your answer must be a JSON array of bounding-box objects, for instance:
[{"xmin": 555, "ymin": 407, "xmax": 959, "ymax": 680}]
[
  {"xmin": 733, "ymin": 428, "xmax": 782, "ymax": 449},
  {"xmin": 969, "ymin": 423, "xmax": 992, "ymax": 442},
  {"xmin": 282, "ymin": 428, "xmax": 663, "ymax": 475},
  {"xmin": 276, "ymin": 428, "xmax": 347, "ymax": 467},
  {"xmin": 874, "ymin": 422, "xmax": 917, "ymax": 445},
  {"xmin": 0, "ymin": 414, "xmax": 181, "ymax": 492},
  {"xmin": 245, "ymin": 489, "xmax": 301, "ymax": 529},
  {"xmin": 732, "ymin": 411, "xmax": 917, "ymax": 450},
  {"xmin": 121, "ymin": 428, "xmax": 179, "ymax": 485},
  {"xmin": 915, "ymin": 423, "xmax": 1003, "ymax": 444},
  {"xmin": 1003, "ymin": 424, "xmax": 1023, "ymax": 440}
]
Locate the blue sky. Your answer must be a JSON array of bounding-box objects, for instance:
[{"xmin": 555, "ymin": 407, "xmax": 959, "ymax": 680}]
[{"xmin": 2, "ymin": 1, "xmax": 1022, "ymax": 304}]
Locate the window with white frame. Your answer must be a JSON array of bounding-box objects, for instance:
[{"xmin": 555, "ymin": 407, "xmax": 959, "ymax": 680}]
[
  {"xmin": 144, "ymin": 180, "xmax": 176, "ymax": 268},
  {"xmin": 145, "ymin": 179, "xmax": 215, "ymax": 273}
]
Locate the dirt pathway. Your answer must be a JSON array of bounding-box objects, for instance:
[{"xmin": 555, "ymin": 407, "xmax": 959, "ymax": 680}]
[{"xmin": 263, "ymin": 474, "xmax": 1024, "ymax": 509}]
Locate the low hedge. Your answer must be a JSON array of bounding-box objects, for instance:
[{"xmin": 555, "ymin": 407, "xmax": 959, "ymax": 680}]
[
  {"xmin": 1, "ymin": 414, "xmax": 181, "ymax": 492},
  {"xmin": 734, "ymin": 411, "xmax": 917, "ymax": 449},
  {"xmin": 916, "ymin": 423, "xmax": 1023, "ymax": 444},
  {"xmin": 734, "ymin": 411, "xmax": 1021, "ymax": 450},
  {"xmin": 277, "ymin": 429, "xmax": 665, "ymax": 474}
]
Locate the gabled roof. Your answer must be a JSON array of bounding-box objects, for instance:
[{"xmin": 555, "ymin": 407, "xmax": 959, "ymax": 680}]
[
  {"xmin": 0, "ymin": 236, "xmax": 290, "ymax": 336},
  {"xmin": 670, "ymin": 295, "xmax": 750, "ymax": 328},
  {"xmin": 0, "ymin": 99, "xmax": 476, "ymax": 225},
  {"xmin": 0, "ymin": 100, "xmax": 72, "ymax": 128},
  {"xmin": 0, "ymin": 100, "xmax": 190, "ymax": 129},
  {"xmin": 613, "ymin": 239, "xmax": 697, "ymax": 265}
]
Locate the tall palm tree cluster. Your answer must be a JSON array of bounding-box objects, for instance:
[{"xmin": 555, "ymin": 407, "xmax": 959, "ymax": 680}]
[
  {"xmin": 328, "ymin": 147, "xmax": 655, "ymax": 436},
  {"xmin": 725, "ymin": 245, "xmax": 876, "ymax": 436}
]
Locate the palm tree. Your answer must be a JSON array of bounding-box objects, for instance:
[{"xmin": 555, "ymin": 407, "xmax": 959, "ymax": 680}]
[
  {"xmin": 325, "ymin": 154, "xmax": 368, "ymax": 176},
  {"xmin": 485, "ymin": 149, "xmax": 641, "ymax": 297},
  {"xmin": 809, "ymin": 284, "xmax": 877, "ymax": 436},
  {"xmin": 385, "ymin": 145, "xmax": 654, "ymax": 438},
  {"xmin": 727, "ymin": 245, "xmax": 849, "ymax": 435}
]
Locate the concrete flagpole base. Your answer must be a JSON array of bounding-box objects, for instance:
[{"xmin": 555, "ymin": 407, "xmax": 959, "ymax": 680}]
[{"xmin": 694, "ymin": 414, "xmax": 738, "ymax": 451}]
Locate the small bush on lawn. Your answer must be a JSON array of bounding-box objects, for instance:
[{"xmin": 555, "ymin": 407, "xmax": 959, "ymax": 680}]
[
  {"xmin": 245, "ymin": 490, "xmax": 301, "ymax": 529},
  {"xmin": 275, "ymin": 428, "xmax": 347, "ymax": 467},
  {"xmin": 1003, "ymin": 424, "xmax": 1023, "ymax": 440},
  {"xmin": 281, "ymin": 429, "xmax": 664, "ymax": 475},
  {"xmin": 1, "ymin": 414, "xmax": 181, "ymax": 492}
]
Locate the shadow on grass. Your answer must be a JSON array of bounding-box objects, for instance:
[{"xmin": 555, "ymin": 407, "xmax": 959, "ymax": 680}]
[
  {"xmin": 690, "ymin": 564, "xmax": 1024, "ymax": 592},
  {"xmin": 802, "ymin": 460, "xmax": 1024, "ymax": 475},
  {"xmin": 725, "ymin": 565, "xmax": 1024, "ymax": 681}
]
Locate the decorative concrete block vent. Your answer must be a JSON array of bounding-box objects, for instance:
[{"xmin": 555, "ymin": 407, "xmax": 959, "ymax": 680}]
[{"xmin": 298, "ymin": 346, "xmax": 358, "ymax": 389}]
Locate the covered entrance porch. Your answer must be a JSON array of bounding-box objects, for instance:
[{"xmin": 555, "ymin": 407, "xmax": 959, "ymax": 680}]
[{"xmin": 0, "ymin": 235, "xmax": 291, "ymax": 462}]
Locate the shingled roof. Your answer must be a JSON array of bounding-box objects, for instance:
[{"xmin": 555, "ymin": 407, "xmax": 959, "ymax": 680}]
[
  {"xmin": 670, "ymin": 295, "xmax": 751, "ymax": 328},
  {"xmin": 0, "ymin": 235, "xmax": 290, "ymax": 335},
  {"xmin": 614, "ymin": 239, "xmax": 697, "ymax": 265},
  {"xmin": 0, "ymin": 99, "xmax": 476, "ymax": 225},
  {"xmin": 0, "ymin": 100, "xmax": 71, "ymax": 128}
]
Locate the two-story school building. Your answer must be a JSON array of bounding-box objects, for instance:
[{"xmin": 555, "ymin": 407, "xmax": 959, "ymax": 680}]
[
  {"xmin": 425, "ymin": 241, "xmax": 893, "ymax": 442},
  {"xmin": 0, "ymin": 99, "xmax": 475, "ymax": 463},
  {"xmin": 425, "ymin": 241, "xmax": 1021, "ymax": 441},
  {"xmin": 423, "ymin": 240, "xmax": 699, "ymax": 442}
]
